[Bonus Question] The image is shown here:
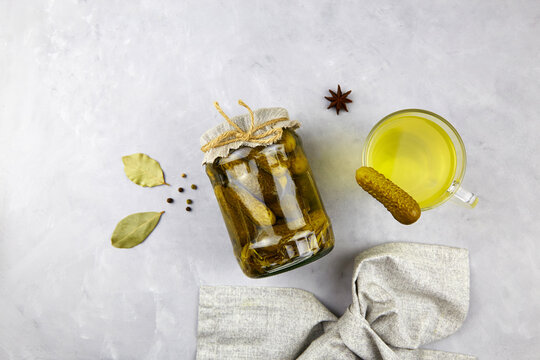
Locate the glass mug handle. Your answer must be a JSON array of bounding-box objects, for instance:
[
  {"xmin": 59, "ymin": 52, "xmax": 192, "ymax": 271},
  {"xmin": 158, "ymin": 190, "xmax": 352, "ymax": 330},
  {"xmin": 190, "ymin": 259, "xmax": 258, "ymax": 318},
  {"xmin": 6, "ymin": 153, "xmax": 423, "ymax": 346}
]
[{"xmin": 450, "ymin": 182, "xmax": 479, "ymax": 208}]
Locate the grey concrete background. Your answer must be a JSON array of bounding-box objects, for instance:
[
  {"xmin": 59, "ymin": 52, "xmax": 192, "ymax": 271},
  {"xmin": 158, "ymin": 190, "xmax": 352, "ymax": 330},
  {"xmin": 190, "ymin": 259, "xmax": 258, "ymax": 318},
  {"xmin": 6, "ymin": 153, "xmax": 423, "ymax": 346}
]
[{"xmin": 1, "ymin": 0, "xmax": 539, "ymax": 359}]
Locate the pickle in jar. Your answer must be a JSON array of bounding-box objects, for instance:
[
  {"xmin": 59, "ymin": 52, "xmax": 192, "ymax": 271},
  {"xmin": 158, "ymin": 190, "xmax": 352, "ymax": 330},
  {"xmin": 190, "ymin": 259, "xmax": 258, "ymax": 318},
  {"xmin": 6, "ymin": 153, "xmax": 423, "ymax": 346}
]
[
  {"xmin": 254, "ymin": 144, "xmax": 290, "ymax": 177},
  {"xmin": 213, "ymin": 185, "xmax": 256, "ymax": 248},
  {"xmin": 223, "ymin": 183, "xmax": 276, "ymax": 226}
]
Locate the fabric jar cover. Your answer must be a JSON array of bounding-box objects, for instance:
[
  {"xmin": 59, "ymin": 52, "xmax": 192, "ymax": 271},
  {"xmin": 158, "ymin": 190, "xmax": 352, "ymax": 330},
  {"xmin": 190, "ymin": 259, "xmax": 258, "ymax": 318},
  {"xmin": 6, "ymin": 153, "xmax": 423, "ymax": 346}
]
[
  {"xmin": 200, "ymin": 104, "xmax": 299, "ymax": 165},
  {"xmin": 196, "ymin": 242, "xmax": 475, "ymax": 360}
]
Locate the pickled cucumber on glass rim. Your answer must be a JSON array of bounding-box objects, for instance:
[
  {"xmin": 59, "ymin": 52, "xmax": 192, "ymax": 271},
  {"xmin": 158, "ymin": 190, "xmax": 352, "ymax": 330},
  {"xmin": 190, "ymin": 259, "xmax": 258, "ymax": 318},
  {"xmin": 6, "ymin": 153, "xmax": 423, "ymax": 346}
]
[{"xmin": 355, "ymin": 166, "xmax": 421, "ymax": 225}]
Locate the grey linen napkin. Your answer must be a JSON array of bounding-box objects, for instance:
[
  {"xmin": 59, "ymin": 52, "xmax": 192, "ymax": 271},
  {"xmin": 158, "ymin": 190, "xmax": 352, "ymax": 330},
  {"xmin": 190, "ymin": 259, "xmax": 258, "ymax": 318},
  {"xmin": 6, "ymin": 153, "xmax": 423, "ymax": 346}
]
[{"xmin": 196, "ymin": 242, "xmax": 474, "ymax": 360}]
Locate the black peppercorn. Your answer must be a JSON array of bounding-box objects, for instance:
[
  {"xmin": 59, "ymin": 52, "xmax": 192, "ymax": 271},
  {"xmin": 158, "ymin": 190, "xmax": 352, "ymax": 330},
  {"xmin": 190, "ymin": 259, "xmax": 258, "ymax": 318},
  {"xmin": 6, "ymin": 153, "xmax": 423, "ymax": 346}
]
[
  {"xmin": 186, "ymin": 206, "xmax": 192, "ymax": 211},
  {"xmin": 178, "ymin": 187, "xmax": 184, "ymax": 193},
  {"xmin": 166, "ymin": 198, "xmax": 174, "ymax": 203}
]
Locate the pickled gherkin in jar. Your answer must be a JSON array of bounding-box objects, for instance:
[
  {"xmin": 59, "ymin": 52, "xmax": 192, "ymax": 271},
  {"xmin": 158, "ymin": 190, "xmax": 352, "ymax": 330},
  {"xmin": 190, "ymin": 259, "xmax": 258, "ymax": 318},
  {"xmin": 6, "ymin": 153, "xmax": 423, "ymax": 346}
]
[{"xmin": 205, "ymin": 128, "xmax": 335, "ymax": 278}]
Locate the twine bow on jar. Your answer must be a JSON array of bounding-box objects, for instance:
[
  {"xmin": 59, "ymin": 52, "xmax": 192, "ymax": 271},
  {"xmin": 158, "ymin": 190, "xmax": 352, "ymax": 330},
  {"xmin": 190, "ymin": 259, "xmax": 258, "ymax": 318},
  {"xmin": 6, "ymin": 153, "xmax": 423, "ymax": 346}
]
[{"xmin": 201, "ymin": 100, "xmax": 290, "ymax": 152}]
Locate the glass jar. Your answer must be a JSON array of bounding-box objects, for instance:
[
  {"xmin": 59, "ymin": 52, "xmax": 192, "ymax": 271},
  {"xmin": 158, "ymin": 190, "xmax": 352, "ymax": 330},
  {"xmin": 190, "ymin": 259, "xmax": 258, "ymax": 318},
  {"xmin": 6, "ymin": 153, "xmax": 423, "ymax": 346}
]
[{"xmin": 206, "ymin": 128, "xmax": 334, "ymax": 278}]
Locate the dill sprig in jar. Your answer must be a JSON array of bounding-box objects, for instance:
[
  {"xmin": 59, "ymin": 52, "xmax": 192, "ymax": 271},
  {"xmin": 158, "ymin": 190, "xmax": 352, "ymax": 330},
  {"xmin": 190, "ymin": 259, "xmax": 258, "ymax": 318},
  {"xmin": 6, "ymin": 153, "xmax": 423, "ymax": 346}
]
[{"xmin": 201, "ymin": 100, "xmax": 334, "ymax": 278}]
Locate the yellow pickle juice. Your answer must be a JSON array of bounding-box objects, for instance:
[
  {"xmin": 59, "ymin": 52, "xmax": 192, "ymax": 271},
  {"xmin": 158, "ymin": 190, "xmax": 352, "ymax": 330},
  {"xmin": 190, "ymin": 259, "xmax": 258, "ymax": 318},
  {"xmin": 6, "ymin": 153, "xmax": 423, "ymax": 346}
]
[{"xmin": 362, "ymin": 109, "xmax": 478, "ymax": 210}]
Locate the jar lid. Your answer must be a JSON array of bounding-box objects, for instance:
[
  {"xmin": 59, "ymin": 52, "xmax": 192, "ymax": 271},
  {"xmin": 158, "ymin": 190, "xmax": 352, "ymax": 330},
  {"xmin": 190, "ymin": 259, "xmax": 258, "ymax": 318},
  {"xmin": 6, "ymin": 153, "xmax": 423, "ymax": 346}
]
[{"xmin": 200, "ymin": 101, "xmax": 300, "ymax": 164}]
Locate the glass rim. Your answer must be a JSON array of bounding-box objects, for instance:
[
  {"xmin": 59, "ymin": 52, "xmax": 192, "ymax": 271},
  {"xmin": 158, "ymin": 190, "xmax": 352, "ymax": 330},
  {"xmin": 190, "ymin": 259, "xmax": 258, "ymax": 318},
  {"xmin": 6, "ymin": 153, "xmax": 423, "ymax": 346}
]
[{"xmin": 361, "ymin": 108, "xmax": 467, "ymax": 210}]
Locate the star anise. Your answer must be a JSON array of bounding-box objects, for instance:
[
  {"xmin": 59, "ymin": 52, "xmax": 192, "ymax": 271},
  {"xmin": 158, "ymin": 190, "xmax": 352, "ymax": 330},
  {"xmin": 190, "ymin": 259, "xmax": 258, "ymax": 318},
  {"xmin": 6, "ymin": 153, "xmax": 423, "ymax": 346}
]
[{"xmin": 325, "ymin": 85, "xmax": 352, "ymax": 115}]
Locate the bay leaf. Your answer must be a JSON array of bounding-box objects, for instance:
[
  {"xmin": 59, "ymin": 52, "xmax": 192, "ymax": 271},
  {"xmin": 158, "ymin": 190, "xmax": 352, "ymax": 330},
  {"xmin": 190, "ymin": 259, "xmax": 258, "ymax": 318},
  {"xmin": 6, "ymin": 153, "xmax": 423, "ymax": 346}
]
[
  {"xmin": 122, "ymin": 153, "xmax": 168, "ymax": 187},
  {"xmin": 111, "ymin": 211, "xmax": 164, "ymax": 248}
]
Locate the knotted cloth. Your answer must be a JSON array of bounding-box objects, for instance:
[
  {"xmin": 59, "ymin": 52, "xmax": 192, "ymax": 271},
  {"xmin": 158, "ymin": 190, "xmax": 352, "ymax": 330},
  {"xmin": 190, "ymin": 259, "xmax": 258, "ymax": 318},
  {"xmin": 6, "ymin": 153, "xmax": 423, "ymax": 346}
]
[{"xmin": 196, "ymin": 242, "xmax": 474, "ymax": 359}]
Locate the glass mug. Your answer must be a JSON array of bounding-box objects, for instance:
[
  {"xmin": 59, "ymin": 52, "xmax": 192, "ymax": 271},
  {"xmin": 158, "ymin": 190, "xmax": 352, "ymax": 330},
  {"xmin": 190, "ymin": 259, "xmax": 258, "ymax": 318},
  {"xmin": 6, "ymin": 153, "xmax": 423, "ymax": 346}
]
[{"xmin": 362, "ymin": 109, "xmax": 478, "ymax": 210}]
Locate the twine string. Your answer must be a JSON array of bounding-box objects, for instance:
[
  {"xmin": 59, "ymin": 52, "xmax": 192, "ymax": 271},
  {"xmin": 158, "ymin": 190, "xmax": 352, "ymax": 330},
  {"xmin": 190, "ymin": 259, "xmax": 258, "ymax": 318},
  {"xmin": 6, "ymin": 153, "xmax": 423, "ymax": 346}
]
[{"xmin": 201, "ymin": 100, "xmax": 288, "ymax": 152}]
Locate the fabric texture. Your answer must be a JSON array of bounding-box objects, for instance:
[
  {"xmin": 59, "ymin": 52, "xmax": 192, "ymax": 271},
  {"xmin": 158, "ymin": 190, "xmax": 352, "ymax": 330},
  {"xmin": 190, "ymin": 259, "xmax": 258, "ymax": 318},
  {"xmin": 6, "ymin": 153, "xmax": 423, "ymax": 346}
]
[
  {"xmin": 200, "ymin": 107, "xmax": 300, "ymax": 164},
  {"xmin": 196, "ymin": 242, "xmax": 474, "ymax": 360}
]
